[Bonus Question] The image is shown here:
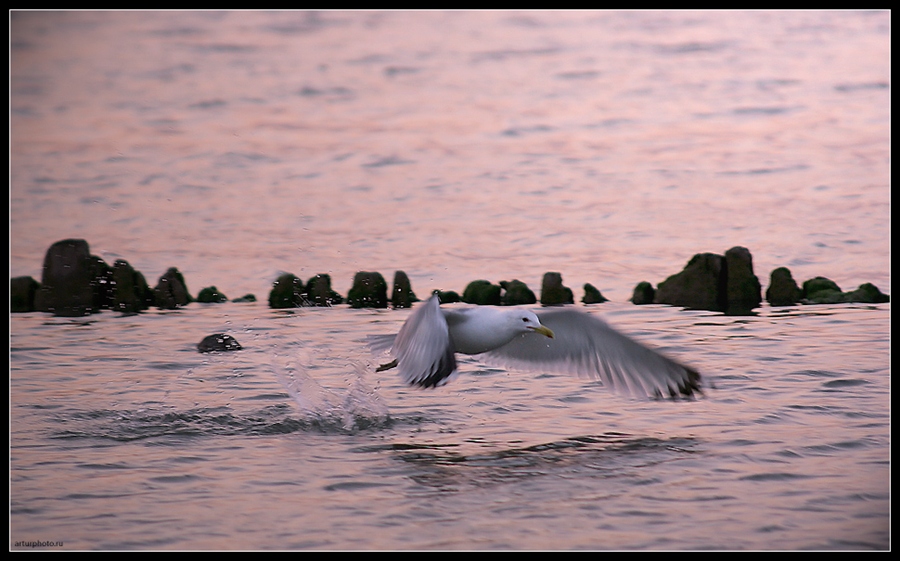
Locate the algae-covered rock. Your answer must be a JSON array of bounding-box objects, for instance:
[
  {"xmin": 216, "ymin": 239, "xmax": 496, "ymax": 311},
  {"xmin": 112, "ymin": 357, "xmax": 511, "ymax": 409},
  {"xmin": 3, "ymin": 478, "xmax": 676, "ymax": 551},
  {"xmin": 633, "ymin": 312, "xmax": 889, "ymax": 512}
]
[
  {"xmin": 197, "ymin": 333, "xmax": 243, "ymax": 353},
  {"xmin": 391, "ymin": 270, "xmax": 418, "ymax": 309},
  {"xmin": 540, "ymin": 272, "xmax": 574, "ymax": 306},
  {"xmin": 725, "ymin": 246, "xmax": 762, "ymax": 314},
  {"xmin": 801, "ymin": 276, "xmax": 843, "ymax": 304},
  {"xmin": 34, "ymin": 239, "xmax": 111, "ymax": 316},
  {"xmin": 630, "ymin": 281, "xmax": 656, "ymax": 305},
  {"xmin": 655, "ymin": 253, "xmax": 727, "ymax": 312},
  {"xmin": 197, "ymin": 286, "xmax": 228, "ymax": 303},
  {"xmin": 462, "ymin": 280, "xmax": 502, "ymax": 305},
  {"xmin": 581, "ymin": 283, "xmax": 608, "ymax": 305},
  {"xmin": 269, "ymin": 273, "xmax": 306, "ymax": 308},
  {"xmin": 306, "ymin": 274, "xmax": 343, "ymax": 306},
  {"xmin": 500, "ymin": 279, "xmax": 536, "ymax": 306},
  {"xmin": 437, "ymin": 290, "xmax": 460, "ymax": 304},
  {"xmin": 347, "ymin": 271, "xmax": 388, "ymax": 308},
  {"xmin": 10, "ymin": 276, "xmax": 40, "ymax": 313},
  {"xmin": 765, "ymin": 267, "xmax": 802, "ymax": 307},
  {"xmin": 842, "ymin": 283, "xmax": 890, "ymax": 304},
  {"xmin": 111, "ymin": 259, "xmax": 153, "ymax": 313},
  {"xmin": 154, "ymin": 267, "xmax": 193, "ymax": 309}
]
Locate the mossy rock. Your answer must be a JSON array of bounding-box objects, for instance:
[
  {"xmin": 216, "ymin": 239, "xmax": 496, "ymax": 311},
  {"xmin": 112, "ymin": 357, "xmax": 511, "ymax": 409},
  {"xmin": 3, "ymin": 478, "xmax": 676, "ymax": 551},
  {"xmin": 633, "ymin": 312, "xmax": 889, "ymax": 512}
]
[
  {"xmin": 581, "ymin": 283, "xmax": 608, "ymax": 305},
  {"xmin": 306, "ymin": 274, "xmax": 343, "ymax": 306},
  {"xmin": 197, "ymin": 286, "xmax": 228, "ymax": 303},
  {"xmin": 500, "ymin": 279, "xmax": 536, "ymax": 306},
  {"xmin": 269, "ymin": 273, "xmax": 306, "ymax": 308},
  {"xmin": 540, "ymin": 272, "xmax": 574, "ymax": 306},
  {"xmin": 841, "ymin": 283, "xmax": 889, "ymax": 304},
  {"xmin": 765, "ymin": 267, "xmax": 802, "ymax": 307},
  {"xmin": 437, "ymin": 290, "xmax": 460, "ymax": 304},
  {"xmin": 154, "ymin": 267, "xmax": 193, "ymax": 309},
  {"xmin": 10, "ymin": 276, "xmax": 40, "ymax": 313},
  {"xmin": 111, "ymin": 259, "xmax": 153, "ymax": 313},
  {"xmin": 197, "ymin": 333, "xmax": 243, "ymax": 353},
  {"xmin": 347, "ymin": 271, "xmax": 388, "ymax": 308},
  {"xmin": 462, "ymin": 280, "xmax": 502, "ymax": 305},
  {"xmin": 630, "ymin": 281, "xmax": 656, "ymax": 305},
  {"xmin": 391, "ymin": 270, "xmax": 418, "ymax": 309}
]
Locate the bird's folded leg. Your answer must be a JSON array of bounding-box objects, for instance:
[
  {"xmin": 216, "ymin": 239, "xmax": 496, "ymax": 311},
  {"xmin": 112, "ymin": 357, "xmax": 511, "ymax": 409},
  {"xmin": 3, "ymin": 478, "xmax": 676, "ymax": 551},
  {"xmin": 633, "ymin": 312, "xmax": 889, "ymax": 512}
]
[{"xmin": 376, "ymin": 359, "xmax": 398, "ymax": 372}]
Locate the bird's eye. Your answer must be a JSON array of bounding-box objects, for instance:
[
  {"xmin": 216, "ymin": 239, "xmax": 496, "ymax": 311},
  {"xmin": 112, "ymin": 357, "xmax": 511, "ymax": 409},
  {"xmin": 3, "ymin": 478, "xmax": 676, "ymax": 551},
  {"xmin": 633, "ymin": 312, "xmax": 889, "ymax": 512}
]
[{"xmin": 522, "ymin": 317, "xmax": 529, "ymax": 322}]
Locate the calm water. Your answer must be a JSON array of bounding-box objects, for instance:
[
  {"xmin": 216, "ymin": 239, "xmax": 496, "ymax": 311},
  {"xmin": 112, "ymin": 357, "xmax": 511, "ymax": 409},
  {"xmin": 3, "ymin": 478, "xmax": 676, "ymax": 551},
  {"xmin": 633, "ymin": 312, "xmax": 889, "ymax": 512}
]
[{"xmin": 10, "ymin": 10, "xmax": 890, "ymax": 550}]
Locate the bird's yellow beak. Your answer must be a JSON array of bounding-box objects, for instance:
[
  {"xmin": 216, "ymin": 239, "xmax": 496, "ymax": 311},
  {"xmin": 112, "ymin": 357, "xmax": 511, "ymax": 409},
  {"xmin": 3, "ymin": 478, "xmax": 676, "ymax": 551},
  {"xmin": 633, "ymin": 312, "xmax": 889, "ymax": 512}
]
[{"xmin": 530, "ymin": 325, "xmax": 555, "ymax": 339}]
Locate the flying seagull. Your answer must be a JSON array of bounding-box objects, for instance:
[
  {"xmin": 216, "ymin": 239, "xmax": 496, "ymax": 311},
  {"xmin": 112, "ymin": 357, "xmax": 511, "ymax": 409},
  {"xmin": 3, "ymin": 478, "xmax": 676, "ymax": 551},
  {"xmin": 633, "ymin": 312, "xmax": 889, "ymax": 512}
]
[{"xmin": 369, "ymin": 294, "xmax": 701, "ymax": 399}]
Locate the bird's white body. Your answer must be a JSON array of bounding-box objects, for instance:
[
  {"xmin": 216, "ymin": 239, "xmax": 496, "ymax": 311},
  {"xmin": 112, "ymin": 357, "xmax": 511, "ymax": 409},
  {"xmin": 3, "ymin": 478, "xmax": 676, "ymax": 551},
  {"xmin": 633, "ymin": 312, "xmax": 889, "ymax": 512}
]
[
  {"xmin": 370, "ymin": 294, "xmax": 701, "ymax": 399},
  {"xmin": 444, "ymin": 307, "xmax": 547, "ymax": 354}
]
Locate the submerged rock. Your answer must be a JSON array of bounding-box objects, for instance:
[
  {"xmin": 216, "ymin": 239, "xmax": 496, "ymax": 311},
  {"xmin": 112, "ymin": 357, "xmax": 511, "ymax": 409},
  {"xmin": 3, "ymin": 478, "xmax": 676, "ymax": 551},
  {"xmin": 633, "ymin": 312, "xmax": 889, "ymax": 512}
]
[
  {"xmin": 154, "ymin": 267, "xmax": 193, "ymax": 309},
  {"xmin": 10, "ymin": 276, "xmax": 40, "ymax": 313},
  {"xmin": 197, "ymin": 286, "xmax": 228, "ymax": 303},
  {"xmin": 391, "ymin": 270, "xmax": 418, "ymax": 309},
  {"xmin": 306, "ymin": 274, "xmax": 343, "ymax": 306},
  {"xmin": 500, "ymin": 279, "xmax": 536, "ymax": 306},
  {"xmin": 232, "ymin": 293, "xmax": 257, "ymax": 303},
  {"xmin": 462, "ymin": 280, "xmax": 502, "ymax": 305},
  {"xmin": 33, "ymin": 239, "xmax": 112, "ymax": 316},
  {"xmin": 630, "ymin": 281, "xmax": 656, "ymax": 305},
  {"xmin": 269, "ymin": 273, "xmax": 307, "ymax": 308},
  {"xmin": 347, "ymin": 271, "xmax": 388, "ymax": 308},
  {"xmin": 765, "ymin": 267, "xmax": 802, "ymax": 307},
  {"xmin": 540, "ymin": 272, "xmax": 574, "ymax": 306},
  {"xmin": 581, "ymin": 283, "xmax": 608, "ymax": 305},
  {"xmin": 197, "ymin": 333, "xmax": 243, "ymax": 353}
]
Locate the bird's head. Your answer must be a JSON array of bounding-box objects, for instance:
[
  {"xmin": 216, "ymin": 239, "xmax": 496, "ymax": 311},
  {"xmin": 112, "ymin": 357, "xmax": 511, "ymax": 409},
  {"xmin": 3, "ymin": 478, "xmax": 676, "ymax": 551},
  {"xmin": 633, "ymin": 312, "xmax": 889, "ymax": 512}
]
[{"xmin": 517, "ymin": 311, "xmax": 555, "ymax": 339}]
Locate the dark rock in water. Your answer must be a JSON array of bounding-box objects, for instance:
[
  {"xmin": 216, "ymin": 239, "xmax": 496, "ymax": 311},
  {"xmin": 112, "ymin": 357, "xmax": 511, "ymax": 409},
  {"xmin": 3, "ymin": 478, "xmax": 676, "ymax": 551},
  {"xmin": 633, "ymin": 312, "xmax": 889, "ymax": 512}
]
[
  {"xmin": 10, "ymin": 276, "xmax": 40, "ymax": 313},
  {"xmin": 766, "ymin": 267, "xmax": 802, "ymax": 307},
  {"xmin": 197, "ymin": 286, "xmax": 228, "ymax": 303},
  {"xmin": 197, "ymin": 333, "xmax": 243, "ymax": 353},
  {"xmin": 842, "ymin": 282, "xmax": 890, "ymax": 303},
  {"xmin": 540, "ymin": 272, "xmax": 574, "ymax": 306},
  {"xmin": 462, "ymin": 280, "xmax": 502, "ymax": 305},
  {"xmin": 437, "ymin": 290, "xmax": 460, "ymax": 304},
  {"xmin": 232, "ymin": 293, "xmax": 257, "ymax": 303},
  {"xmin": 630, "ymin": 281, "xmax": 656, "ymax": 305},
  {"xmin": 269, "ymin": 273, "xmax": 307, "ymax": 308},
  {"xmin": 800, "ymin": 277, "xmax": 890, "ymax": 304},
  {"xmin": 725, "ymin": 246, "xmax": 762, "ymax": 314},
  {"xmin": 111, "ymin": 259, "xmax": 153, "ymax": 314},
  {"xmin": 154, "ymin": 267, "xmax": 193, "ymax": 309},
  {"xmin": 347, "ymin": 271, "xmax": 388, "ymax": 308},
  {"xmin": 654, "ymin": 247, "xmax": 763, "ymax": 314},
  {"xmin": 655, "ymin": 252, "xmax": 727, "ymax": 312},
  {"xmin": 581, "ymin": 283, "xmax": 608, "ymax": 305},
  {"xmin": 801, "ymin": 276, "xmax": 843, "ymax": 304},
  {"xmin": 306, "ymin": 274, "xmax": 343, "ymax": 306},
  {"xmin": 391, "ymin": 270, "xmax": 418, "ymax": 309},
  {"xmin": 34, "ymin": 239, "xmax": 112, "ymax": 316},
  {"xmin": 500, "ymin": 279, "xmax": 536, "ymax": 306}
]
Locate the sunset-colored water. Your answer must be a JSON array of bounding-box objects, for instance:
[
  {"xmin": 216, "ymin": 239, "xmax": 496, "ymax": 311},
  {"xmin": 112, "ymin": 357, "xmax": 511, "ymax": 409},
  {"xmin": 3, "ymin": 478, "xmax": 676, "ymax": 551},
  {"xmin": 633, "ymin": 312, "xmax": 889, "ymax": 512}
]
[{"xmin": 10, "ymin": 11, "xmax": 890, "ymax": 550}]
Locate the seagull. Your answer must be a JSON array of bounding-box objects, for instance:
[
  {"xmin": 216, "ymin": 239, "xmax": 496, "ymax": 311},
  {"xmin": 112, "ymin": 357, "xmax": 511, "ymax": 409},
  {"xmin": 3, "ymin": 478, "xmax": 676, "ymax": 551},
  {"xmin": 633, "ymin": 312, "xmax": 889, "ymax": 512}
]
[{"xmin": 369, "ymin": 293, "xmax": 702, "ymax": 399}]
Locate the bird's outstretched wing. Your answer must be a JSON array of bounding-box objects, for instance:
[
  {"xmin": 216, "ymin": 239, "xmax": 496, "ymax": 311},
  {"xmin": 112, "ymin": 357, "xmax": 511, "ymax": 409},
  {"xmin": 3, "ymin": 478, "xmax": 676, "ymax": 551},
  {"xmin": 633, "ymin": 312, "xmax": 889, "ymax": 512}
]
[
  {"xmin": 478, "ymin": 308, "xmax": 701, "ymax": 399},
  {"xmin": 386, "ymin": 295, "xmax": 458, "ymax": 388}
]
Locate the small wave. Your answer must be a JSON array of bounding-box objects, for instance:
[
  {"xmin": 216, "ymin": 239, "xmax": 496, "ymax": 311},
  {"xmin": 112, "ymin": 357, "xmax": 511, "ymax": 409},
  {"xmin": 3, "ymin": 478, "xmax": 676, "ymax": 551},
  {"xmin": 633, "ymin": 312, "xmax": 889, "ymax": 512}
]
[{"xmin": 50, "ymin": 405, "xmax": 308, "ymax": 442}]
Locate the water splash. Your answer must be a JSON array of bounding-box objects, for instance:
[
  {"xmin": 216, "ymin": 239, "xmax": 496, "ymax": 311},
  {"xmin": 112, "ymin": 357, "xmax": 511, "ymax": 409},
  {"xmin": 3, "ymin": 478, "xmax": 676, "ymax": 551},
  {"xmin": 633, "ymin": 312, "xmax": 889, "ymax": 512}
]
[{"xmin": 272, "ymin": 352, "xmax": 391, "ymax": 433}]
